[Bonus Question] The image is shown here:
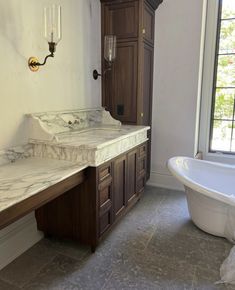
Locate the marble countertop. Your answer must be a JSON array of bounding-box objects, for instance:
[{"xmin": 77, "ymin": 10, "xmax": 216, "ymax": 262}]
[
  {"xmin": 28, "ymin": 108, "xmax": 150, "ymax": 166},
  {"xmin": 0, "ymin": 157, "xmax": 87, "ymax": 213},
  {"xmin": 0, "ymin": 109, "xmax": 150, "ymax": 214}
]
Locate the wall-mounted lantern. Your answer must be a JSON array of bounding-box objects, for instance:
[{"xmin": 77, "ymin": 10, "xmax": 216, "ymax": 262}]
[
  {"xmin": 93, "ymin": 35, "xmax": 117, "ymax": 80},
  {"xmin": 28, "ymin": 4, "xmax": 62, "ymax": 72}
]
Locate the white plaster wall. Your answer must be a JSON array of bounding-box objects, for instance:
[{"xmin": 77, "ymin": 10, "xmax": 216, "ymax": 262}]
[
  {"xmin": 0, "ymin": 0, "xmax": 101, "ymax": 149},
  {"xmin": 0, "ymin": 0, "xmax": 101, "ymax": 269},
  {"xmin": 149, "ymin": 0, "xmax": 204, "ymax": 190}
]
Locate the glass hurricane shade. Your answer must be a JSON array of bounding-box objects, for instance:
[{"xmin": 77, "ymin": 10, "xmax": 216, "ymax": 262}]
[
  {"xmin": 44, "ymin": 4, "xmax": 62, "ymax": 44},
  {"xmin": 104, "ymin": 35, "xmax": 116, "ymax": 63}
]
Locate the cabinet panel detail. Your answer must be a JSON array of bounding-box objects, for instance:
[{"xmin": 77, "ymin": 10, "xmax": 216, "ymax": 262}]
[
  {"xmin": 99, "ymin": 210, "xmax": 112, "ymax": 236},
  {"xmin": 110, "ymin": 41, "xmax": 138, "ymax": 123},
  {"xmin": 99, "ymin": 186, "xmax": 111, "ymax": 207},
  {"xmin": 139, "ymin": 143, "xmax": 147, "ymax": 157},
  {"xmin": 104, "ymin": 1, "xmax": 139, "ymax": 39},
  {"xmin": 143, "ymin": 1, "xmax": 155, "ymax": 44},
  {"xmin": 137, "ymin": 176, "xmax": 145, "ymax": 194},
  {"xmin": 138, "ymin": 156, "xmax": 146, "ymax": 175},
  {"xmin": 127, "ymin": 149, "xmax": 138, "ymax": 203},
  {"xmin": 98, "ymin": 163, "xmax": 112, "ymax": 183},
  {"xmin": 113, "ymin": 155, "xmax": 126, "ymax": 218},
  {"xmin": 142, "ymin": 43, "xmax": 154, "ymax": 126}
]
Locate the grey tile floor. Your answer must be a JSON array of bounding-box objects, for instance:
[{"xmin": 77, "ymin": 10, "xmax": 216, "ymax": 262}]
[{"xmin": 0, "ymin": 186, "xmax": 234, "ymax": 290}]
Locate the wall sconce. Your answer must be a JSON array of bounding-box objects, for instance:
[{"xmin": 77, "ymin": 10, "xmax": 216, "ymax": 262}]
[
  {"xmin": 28, "ymin": 4, "xmax": 62, "ymax": 72},
  {"xmin": 93, "ymin": 35, "xmax": 117, "ymax": 80}
]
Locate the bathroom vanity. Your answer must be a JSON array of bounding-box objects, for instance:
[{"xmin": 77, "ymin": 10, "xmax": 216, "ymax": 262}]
[{"xmin": 0, "ymin": 108, "xmax": 149, "ymax": 251}]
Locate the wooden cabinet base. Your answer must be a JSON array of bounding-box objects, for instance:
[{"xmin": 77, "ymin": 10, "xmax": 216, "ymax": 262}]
[{"xmin": 35, "ymin": 143, "xmax": 147, "ymax": 252}]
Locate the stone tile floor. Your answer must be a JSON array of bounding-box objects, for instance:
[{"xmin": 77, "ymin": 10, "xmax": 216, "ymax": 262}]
[{"xmin": 0, "ymin": 186, "xmax": 234, "ymax": 290}]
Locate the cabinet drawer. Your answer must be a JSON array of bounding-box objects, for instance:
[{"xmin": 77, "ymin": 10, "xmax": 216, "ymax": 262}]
[
  {"xmin": 98, "ymin": 163, "xmax": 112, "ymax": 183},
  {"xmin": 139, "ymin": 143, "xmax": 147, "ymax": 157},
  {"xmin": 137, "ymin": 176, "xmax": 145, "ymax": 194},
  {"xmin": 99, "ymin": 210, "xmax": 112, "ymax": 236},
  {"xmin": 138, "ymin": 156, "xmax": 146, "ymax": 175},
  {"xmin": 99, "ymin": 185, "xmax": 112, "ymax": 207}
]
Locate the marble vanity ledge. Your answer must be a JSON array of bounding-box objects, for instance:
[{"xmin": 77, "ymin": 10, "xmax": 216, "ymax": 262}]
[
  {"xmin": 32, "ymin": 133, "xmax": 148, "ymax": 167},
  {"xmin": 0, "ymin": 157, "xmax": 87, "ymax": 212}
]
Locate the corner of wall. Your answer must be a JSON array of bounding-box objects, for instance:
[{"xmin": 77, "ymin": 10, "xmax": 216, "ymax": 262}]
[
  {"xmin": 147, "ymin": 170, "xmax": 184, "ymax": 191},
  {"xmin": 0, "ymin": 213, "xmax": 43, "ymax": 270}
]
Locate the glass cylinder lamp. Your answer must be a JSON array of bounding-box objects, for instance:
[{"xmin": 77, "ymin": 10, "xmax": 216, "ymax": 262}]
[
  {"xmin": 104, "ymin": 35, "xmax": 117, "ymax": 64},
  {"xmin": 93, "ymin": 35, "xmax": 117, "ymax": 80},
  {"xmin": 28, "ymin": 4, "xmax": 62, "ymax": 72},
  {"xmin": 44, "ymin": 4, "xmax": 62, "ymax": 47}
]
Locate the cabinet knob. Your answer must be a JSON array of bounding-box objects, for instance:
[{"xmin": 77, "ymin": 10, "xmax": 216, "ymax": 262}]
[
  {"xmin": 142, "ymin": 28, "xmax": 146, "ymax": 34},
  {"xmin": 140, "ymin": 112, "xmax": 144, "ymax": 117}
]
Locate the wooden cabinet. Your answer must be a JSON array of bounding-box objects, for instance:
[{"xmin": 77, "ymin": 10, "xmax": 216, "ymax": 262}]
[
  {"xmin": 35, "ymin": 143, "xmax": 147, "ymax": 251},
  {"xmin": 101, "ymin": 0, "xmax": 163, "ymax": 178},
  {"xmin": 113, "ymin": 155, "xmax": 126, "ymax": 219},
  {"xmin": 97, "ymin": 143, "xmax": 146, "ymax": 239}
]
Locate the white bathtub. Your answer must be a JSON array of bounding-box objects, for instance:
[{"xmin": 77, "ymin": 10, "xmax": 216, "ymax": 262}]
[{"xmin": 167, "ymin": 157, "xmax": 235, "ymax": 238}]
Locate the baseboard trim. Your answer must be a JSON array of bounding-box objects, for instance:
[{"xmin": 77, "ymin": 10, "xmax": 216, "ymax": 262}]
[
  {"xmin": 148, "ymin": 171, "xmax": 184, "ymax": 191},
  {"xmin": 0, "ymin": 213, "xmax": 43, "ymax": 270}
]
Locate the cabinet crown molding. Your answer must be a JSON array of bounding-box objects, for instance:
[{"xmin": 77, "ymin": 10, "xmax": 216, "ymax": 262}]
[{"xmin": 100, "ymin": 0, "xmax": 163, "ymax": 10}]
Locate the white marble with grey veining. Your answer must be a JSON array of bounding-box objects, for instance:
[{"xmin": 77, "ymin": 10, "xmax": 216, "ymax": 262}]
[
  {"xmin": 0, "ymin": 157, "xmax": 87, "ymax": 212},
  {"xmin": 31, "ymin": 126, "xmax": 149, "ymax": 166},
  {"xmin": 0, "ymin": 109, "xmax": 149, "ymax": 214},
  {"xmin": 0, "ymin": 144, "xmax": 33, "ymax": 166},
  {"xmin": 27, "ymin": 108, "xmax": 121, "ymax": 142},
  {"xmin": 28, "ymin": 108, "xmax": 150, "ymax": 166}
]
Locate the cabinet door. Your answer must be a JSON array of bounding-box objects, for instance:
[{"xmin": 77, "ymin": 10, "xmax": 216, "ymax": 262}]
[
  {"xmin": 109, "ymin": 41, "xmax": 138, "ymax": 124},
  {"xmin": 138, "ymin": 143, "xmax": 147, "ymax": 194},
  {"xmin": 113, "ymin": 155, "xmax": 126, "ymax": 219},
  {"xmin": 142, "ymin": 43, "xmax": 154, "ymax": 126},
  {"xmin": 126, "ymin": 149, "xmax": 138, "ymax": 204},
  {"xmin": 143, "ymin": 1, "xmax": 155, "ymax": 45},
  {"xmin": 103, "ymin": 1, "xmax": 139, "ymax": 39}
]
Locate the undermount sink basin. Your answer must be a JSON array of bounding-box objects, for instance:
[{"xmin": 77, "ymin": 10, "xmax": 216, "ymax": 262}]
[{"xmin": 56, "ymin": 127, "xmax": 123, "ymax": 141}]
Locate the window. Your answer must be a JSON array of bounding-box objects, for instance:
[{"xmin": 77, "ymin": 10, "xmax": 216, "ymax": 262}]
[
  {"xmin": 198, "ymin": 0, "xmax": 235, "ymax": 163},
  {"xmin": 210, "ymin": 0, "xmax": 235, "ymax": 153}
]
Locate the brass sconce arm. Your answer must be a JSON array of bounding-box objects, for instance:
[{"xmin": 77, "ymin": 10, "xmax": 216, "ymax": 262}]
[
  {"xmin": 28, "ymin": 42, "xmax": 56, "ymax": 72},
  {"xmin": 28, "ymin": 4, "xmax": 61, "ymax": 72}
]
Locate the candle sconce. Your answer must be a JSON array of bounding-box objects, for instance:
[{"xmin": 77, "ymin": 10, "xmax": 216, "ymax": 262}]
[
  {"xmin": 93, "ymin": 35, "xmax": 117, "ymax": 80},
  {"xmin": 28, "ymin": 4, "xmax": 62, "ymax": 72}
]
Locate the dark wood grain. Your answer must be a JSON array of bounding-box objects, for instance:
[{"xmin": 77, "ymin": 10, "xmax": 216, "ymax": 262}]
[
  {"xmin": 126, "ymin": 148, "xmax": 138, "ymax": 204},
  {"xmin": 113, "ymin": 155, "xmax": 127, "ymax": 219},
  {"xmin": 35, "ymin": 143, "xmax": 147, "ymax": 252},
  {"xmin": 101, "ymin": 0, "xmax": 162, "ymax": 179}
]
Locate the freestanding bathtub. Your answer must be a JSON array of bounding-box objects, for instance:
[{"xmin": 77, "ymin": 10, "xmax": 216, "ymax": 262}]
[{"xmin": 167, "ymin": 157, "xmax": 235, "ymax": 239}]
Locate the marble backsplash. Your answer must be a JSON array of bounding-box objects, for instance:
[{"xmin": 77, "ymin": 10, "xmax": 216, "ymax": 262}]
[{"xmin": 27, "ymin": 108, "xmax": 121, "ymax": 142}]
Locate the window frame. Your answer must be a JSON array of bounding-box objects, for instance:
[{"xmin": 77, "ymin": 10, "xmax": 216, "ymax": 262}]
[{"xmin": 198, "ymin": 0, "xmax": 235, "ymax": 164}]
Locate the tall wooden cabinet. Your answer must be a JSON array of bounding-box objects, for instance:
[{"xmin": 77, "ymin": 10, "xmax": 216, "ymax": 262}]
[{"xmin": 100, "ymin": 0, "xmax": 163, "ymax": 178}]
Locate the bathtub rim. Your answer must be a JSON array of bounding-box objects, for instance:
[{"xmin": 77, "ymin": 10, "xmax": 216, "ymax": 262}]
[{"xmin": 167, "ymin": 156, "xmax": 235, "ymax": 207}]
